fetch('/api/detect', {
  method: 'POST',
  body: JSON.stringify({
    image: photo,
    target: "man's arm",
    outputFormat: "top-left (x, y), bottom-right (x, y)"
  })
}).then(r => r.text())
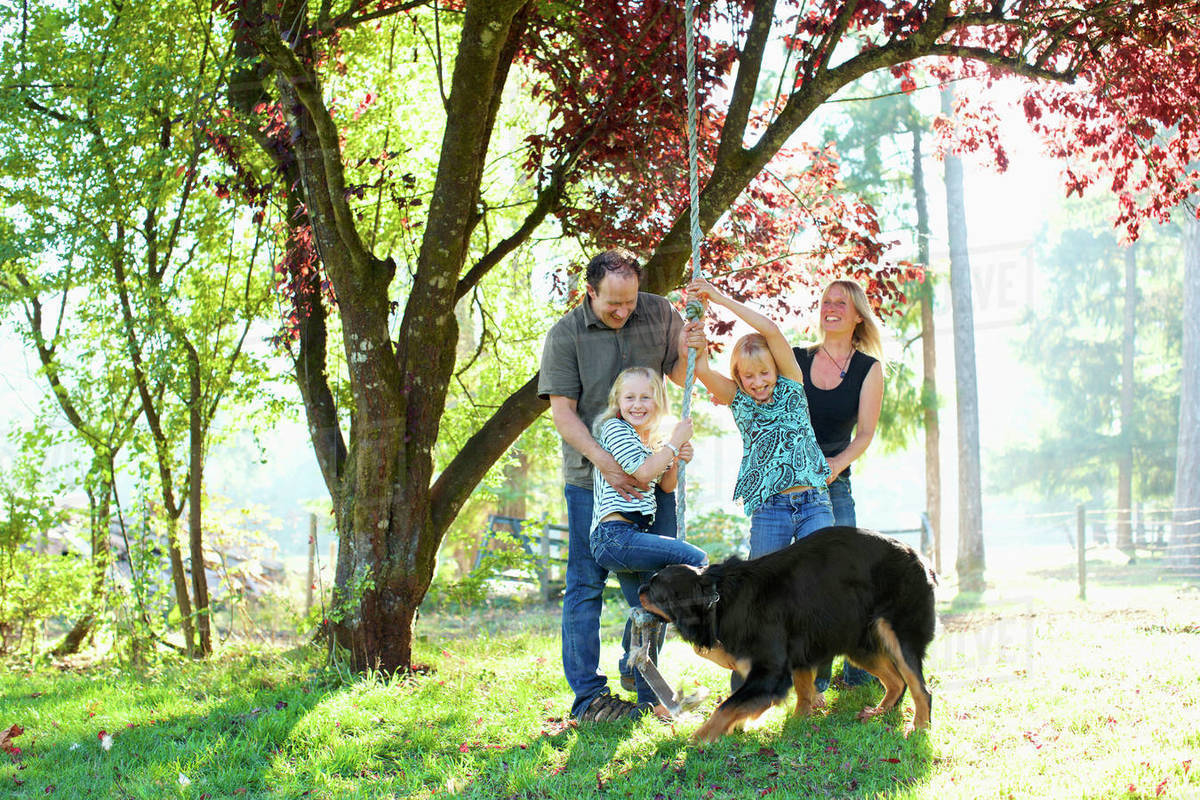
top-left (548, 395), bottom-right (648, 500)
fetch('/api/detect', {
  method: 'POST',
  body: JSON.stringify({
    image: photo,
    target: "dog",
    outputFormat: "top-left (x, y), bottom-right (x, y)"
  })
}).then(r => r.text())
top-left (638, 526), bottom-right (937, 743)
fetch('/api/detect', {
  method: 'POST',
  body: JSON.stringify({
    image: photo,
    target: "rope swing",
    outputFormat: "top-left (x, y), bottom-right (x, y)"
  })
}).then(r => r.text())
top-left (676, 0), bottom-right (705, 542)
top-left (625, 0), bottom-right (713, 718)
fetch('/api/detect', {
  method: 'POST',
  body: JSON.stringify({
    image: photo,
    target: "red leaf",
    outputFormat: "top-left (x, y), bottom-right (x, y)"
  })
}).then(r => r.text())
top-left (0, 724), bottom-right (23, 756)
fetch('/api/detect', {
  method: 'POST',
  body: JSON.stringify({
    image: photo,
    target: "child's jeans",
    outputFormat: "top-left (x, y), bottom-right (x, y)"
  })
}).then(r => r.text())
top-left (747, 487), bottom-right (835, 559)
top-left (591, 519), bottom-right (708, 706)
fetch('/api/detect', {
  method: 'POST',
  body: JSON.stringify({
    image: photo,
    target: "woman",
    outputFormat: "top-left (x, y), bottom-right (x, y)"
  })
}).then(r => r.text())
top-left (793, 279), bottom-right (886, 689)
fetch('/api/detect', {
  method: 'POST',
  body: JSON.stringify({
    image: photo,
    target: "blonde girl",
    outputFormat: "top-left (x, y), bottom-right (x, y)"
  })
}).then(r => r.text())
top-left (589, 367), bottom-right (709, 716)
top-left (683, 278), bottom-right (834, 556)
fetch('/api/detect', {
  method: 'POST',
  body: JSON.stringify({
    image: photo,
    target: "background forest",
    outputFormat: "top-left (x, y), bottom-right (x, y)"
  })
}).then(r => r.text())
top-left (0, 0), bottom-right (1197, 667)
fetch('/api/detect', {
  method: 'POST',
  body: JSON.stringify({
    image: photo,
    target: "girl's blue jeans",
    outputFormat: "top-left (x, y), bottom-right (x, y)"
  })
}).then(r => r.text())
top-left (591, 519), bottom-right (708, 706)
top-left (747, 487), bottom-right (835, 559)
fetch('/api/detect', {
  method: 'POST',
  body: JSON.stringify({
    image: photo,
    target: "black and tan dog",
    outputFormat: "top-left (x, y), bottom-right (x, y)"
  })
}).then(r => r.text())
top-left (639, 526), bottom-right (937, 743)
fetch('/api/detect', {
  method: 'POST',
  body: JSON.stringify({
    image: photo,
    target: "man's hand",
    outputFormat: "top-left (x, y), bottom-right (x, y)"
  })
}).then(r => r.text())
top-left (596, 450), bottom-right (648, 501)
top-left (680, 320), bottom-right (706, 354)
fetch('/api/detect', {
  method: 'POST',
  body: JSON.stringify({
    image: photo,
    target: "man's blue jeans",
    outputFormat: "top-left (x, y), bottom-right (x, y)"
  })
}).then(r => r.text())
top-left (562, 483), bottom-right (681, 717)
top-left (747, 488), bottom-right (835, 559)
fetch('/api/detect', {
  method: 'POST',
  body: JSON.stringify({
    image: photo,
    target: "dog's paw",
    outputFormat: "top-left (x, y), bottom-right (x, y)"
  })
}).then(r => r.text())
top-left (856, 705), bottom-right (886, 722)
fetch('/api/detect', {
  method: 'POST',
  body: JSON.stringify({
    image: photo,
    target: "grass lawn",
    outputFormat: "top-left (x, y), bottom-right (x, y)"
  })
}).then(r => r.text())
top-left (1, 545), bottom-right (1197, 799)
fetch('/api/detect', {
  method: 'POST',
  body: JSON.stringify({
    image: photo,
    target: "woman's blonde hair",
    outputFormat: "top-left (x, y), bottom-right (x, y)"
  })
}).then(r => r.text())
top-left (811, 279), bottom-right (886, 366)
top-left (592, 366), bottom-right (669, 445)
top-left (728, 333), bottom-right (777, 392)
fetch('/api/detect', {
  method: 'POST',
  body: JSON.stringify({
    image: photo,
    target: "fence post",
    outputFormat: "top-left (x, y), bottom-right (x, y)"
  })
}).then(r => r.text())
top-left (1077, 504), bottom-right (1087, 601)
top-left (539, 515), bottom-right (551, 604)
top-left (306, 514), bottom-right (317, 615)
top-left (919, 512), bottom-right (933, 562)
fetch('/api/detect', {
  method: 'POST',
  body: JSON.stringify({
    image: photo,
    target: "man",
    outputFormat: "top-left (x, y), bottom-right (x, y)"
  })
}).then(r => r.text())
top-left (538, 248), bottom-right (688, 722)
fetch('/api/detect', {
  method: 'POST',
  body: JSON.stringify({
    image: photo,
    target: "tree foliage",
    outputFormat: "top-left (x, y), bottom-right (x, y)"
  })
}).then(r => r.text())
top-left (8, 0), bottom-right (1200, 670)
top-left (205, 0), bottom-right (1200, 671)
top-left (997, 198), bottom-right (1183, 506)
top-left (0, 0), bottom-right (281, 655)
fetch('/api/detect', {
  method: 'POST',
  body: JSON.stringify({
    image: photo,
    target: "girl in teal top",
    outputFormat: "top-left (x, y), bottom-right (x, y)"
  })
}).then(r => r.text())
top-left (683, 277), bottom-right (834, 557)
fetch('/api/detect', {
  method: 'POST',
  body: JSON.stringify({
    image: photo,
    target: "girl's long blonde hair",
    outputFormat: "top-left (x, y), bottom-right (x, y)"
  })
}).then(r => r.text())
top-left (592, 366), bottom-right (669, 446)
top-left (811, 279), bottom-right (886, 366)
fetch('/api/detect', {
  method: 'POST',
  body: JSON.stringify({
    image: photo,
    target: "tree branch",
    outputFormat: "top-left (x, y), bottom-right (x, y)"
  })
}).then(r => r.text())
top-left (925, 44), bottom-right (1080, 83)
top-left (454, 154), bottom-right (568, 301)
top-left (714, 0), bottom-right (776, 167)
top-left (429, 375), bottom-right (547, 535)
top-left (810, 0), bottom-right (861, 82)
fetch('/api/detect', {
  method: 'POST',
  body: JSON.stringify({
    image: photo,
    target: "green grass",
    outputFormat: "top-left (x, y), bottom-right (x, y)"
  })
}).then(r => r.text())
top-left (2, 547), bottom-right (1198, 799)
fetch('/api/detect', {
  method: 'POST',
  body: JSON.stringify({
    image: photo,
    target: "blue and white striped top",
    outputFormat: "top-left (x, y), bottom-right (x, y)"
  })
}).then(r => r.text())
top-left (590, 417), bottom-right (660, 533)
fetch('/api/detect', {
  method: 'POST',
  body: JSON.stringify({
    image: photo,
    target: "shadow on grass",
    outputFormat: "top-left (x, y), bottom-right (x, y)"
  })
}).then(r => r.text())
top-left (438, 683), bottom-right (934, 799)
top-left (1028, 551), bottom-right (1185, 588)
top-left (944, 590), bottom-right (987, 615)
top-left (0, 660), bottom-right (355, 799)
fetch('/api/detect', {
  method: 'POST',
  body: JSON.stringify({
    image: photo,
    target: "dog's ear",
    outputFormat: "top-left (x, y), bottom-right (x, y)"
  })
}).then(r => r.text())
top-left (671, 570), bottom-right (719, 650)
top-left (698, 572), bottom-right (720, 610)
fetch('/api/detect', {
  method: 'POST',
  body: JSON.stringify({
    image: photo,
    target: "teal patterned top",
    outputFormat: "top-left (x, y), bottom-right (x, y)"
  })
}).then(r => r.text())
top-left (730, 376), bottom-right (830, 516)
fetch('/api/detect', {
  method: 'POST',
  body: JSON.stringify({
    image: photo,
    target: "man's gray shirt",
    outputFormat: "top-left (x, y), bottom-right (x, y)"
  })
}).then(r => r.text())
top-left (538, 291), bottom-right (684, 489)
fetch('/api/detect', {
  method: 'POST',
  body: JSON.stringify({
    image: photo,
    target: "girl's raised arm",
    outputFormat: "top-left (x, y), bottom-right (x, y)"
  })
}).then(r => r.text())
top-left (686, 278), bottom-right (803, 383)
top-left (678, 319), bottom-right (737, 405)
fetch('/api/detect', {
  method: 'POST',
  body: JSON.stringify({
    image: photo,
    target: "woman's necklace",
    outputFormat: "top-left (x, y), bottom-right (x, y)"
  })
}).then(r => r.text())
top-left (822, 346), bottom-right (852, 379)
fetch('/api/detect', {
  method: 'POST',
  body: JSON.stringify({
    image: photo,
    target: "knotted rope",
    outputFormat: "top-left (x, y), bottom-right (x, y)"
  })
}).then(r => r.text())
top-left (676, 0), bottom-right (704, 541)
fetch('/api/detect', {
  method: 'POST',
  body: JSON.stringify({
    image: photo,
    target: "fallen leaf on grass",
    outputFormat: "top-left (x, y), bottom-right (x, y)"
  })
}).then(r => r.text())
top-left (0, 724), bottom-right (24, 756)
top-left (98, 730), bottom-right (112, 751)
top-left (880, 758), bottom-right (901, 764)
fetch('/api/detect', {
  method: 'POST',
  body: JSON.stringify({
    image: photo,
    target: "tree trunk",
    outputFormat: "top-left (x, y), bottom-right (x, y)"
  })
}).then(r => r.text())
top-left (186, 341), bottom-right (212, 655)
top-left (53, 471), bottom-right (113, 656)
top-left (498, 451), bottom-right (530, 520)
top-left (912, 125), bottom-right (942, 573)
top-left (941, 86), bottom-right (985, 593)
top-left (1117, 243), bottom-right (1137, 555)
top-left (165, 514), bottom-right (196, 654)
top-left (307, 513), bottom-right (317, 615)
top-left (1171, 212), bottom-right (1200, 574)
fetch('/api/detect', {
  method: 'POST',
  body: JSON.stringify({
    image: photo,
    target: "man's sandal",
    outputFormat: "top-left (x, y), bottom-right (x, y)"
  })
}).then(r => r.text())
top-left (577, 692), bottom-right (648, 723)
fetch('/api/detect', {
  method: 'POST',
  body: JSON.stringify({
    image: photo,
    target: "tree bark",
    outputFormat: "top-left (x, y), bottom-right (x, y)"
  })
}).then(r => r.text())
top-left (166, 515), bottom-right (196, 654)
top-left (1171, 212), bottom-right (1200, 574)
top-left (186, 340), bottom-right (212, 655)
top-left (912, 125), bottom-right (942, 573)
top-left (1117, 243), bottom-right (1137, 555)
top-left (942, 86), bottom-right (985, 592)
top-left (53, 469), bottom-right (112, 656)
